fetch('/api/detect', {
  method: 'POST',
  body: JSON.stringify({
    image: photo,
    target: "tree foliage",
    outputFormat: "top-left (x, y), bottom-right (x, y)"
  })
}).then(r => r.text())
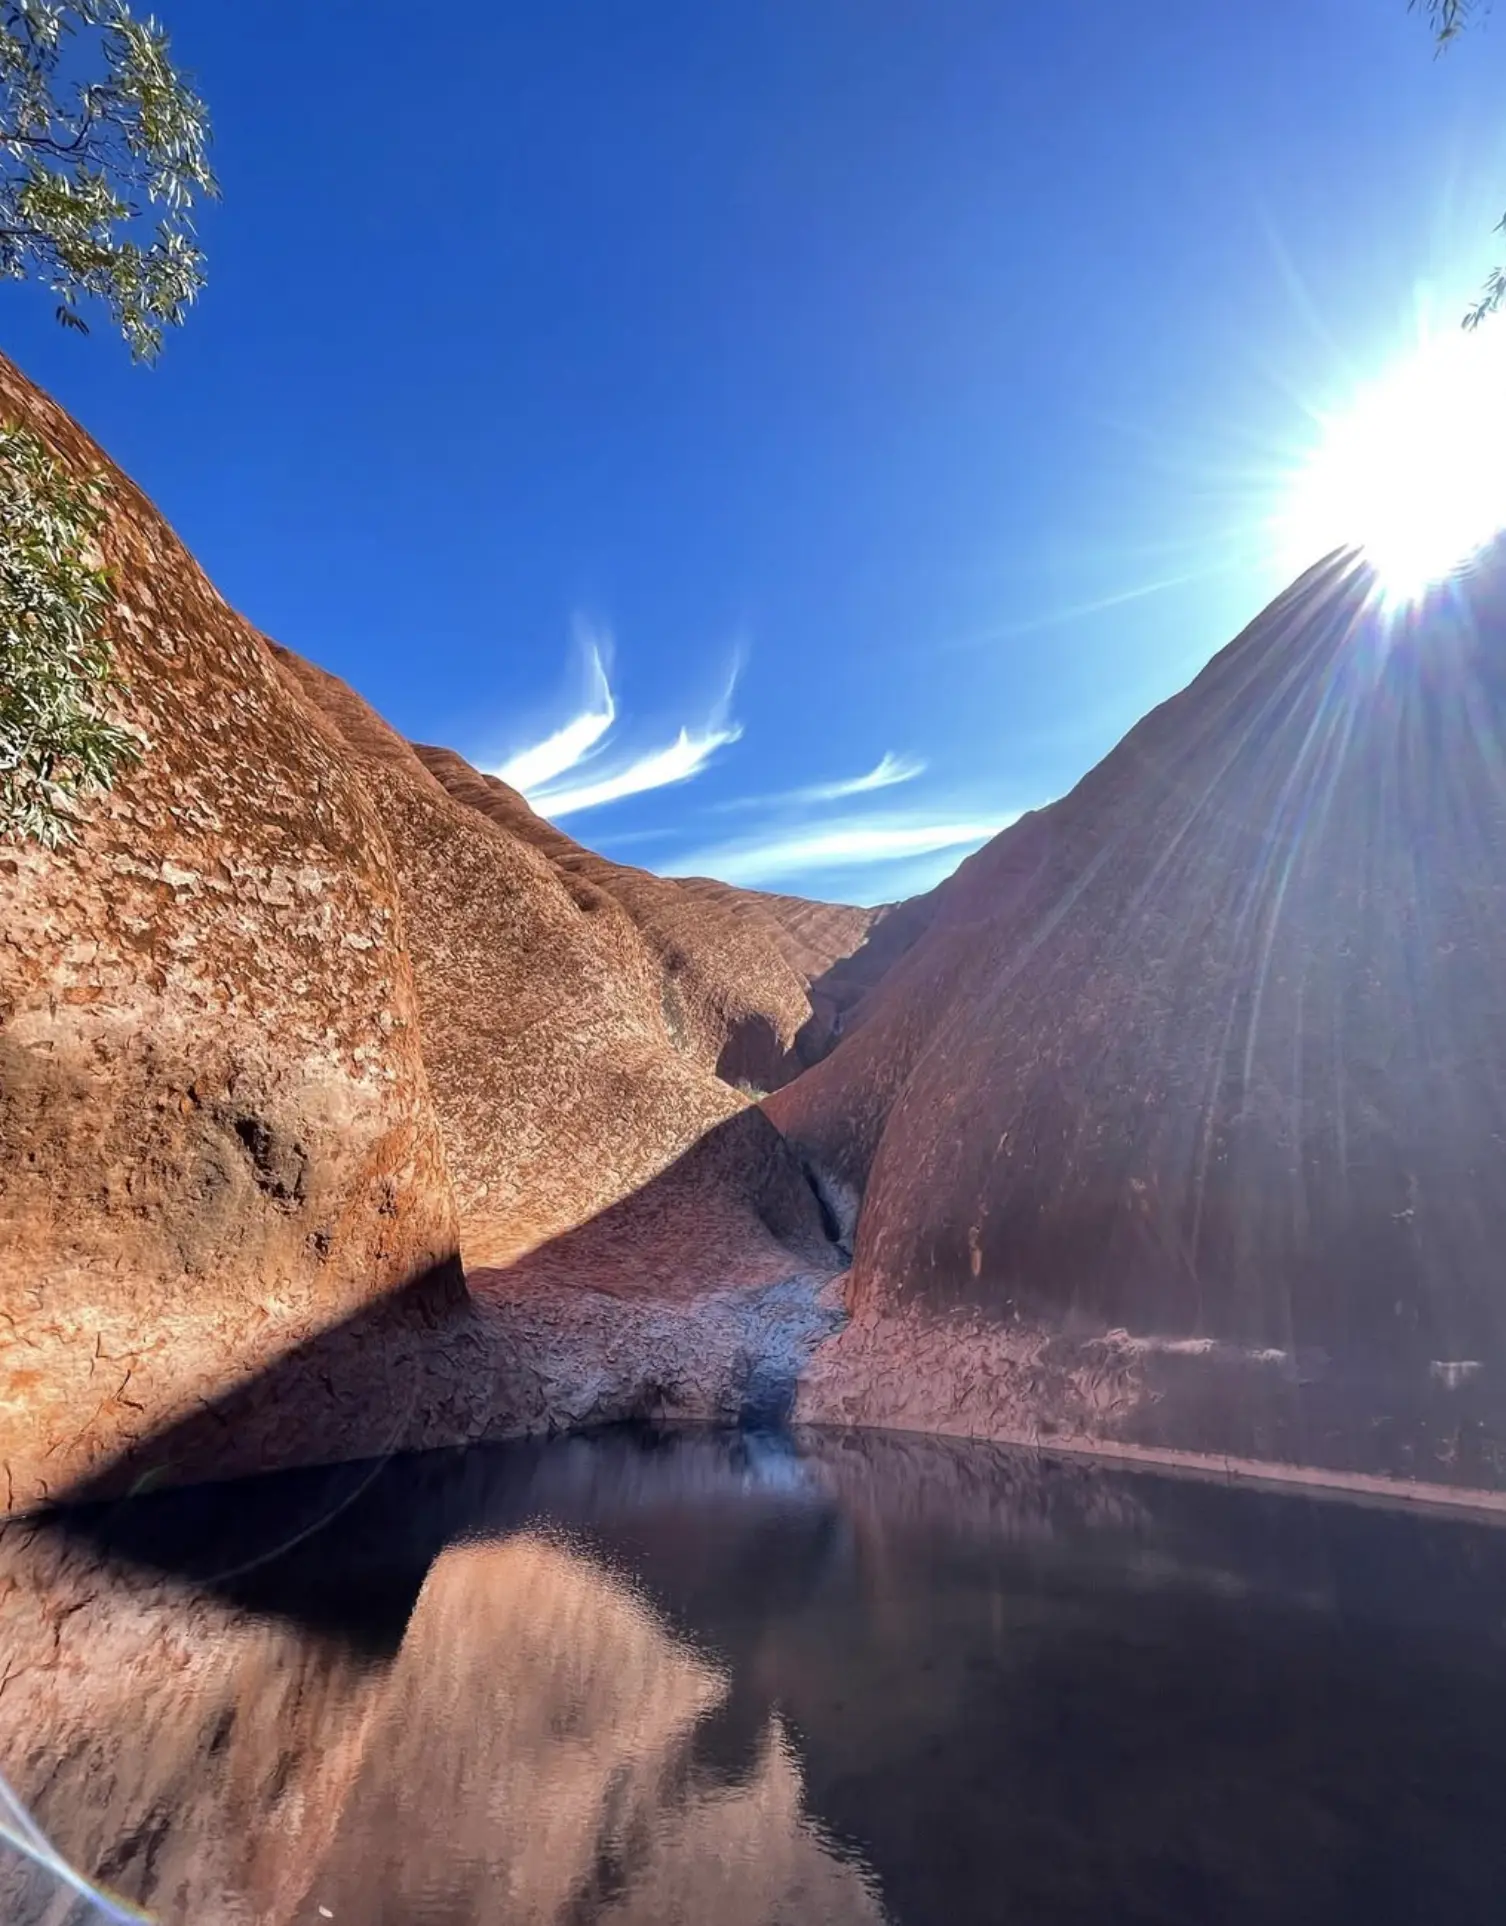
top-left (1, 1), bottom-right (216, 361)
top-left (0, 421), bottom-right (138, 845)
top-left (1417, 0), bottom-right (1482, 45)
top-left (1412, 1), bottom-right (1506, 323)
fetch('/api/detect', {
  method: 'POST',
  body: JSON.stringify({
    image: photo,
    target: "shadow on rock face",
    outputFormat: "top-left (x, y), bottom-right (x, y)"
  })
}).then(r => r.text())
top-left (49, 1261), bottom-right (493, 1517)
top-left (714, 1010), bottom-right (787, 1091)
top-left (26, 1108), bottom-right (848, 1528)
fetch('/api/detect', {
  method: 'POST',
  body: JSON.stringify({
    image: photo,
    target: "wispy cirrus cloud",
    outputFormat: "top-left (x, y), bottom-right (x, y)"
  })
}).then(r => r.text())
top-left (808, 750), bottom-right (926, 800)
top-left (533, 715), bottom-right (743, 818)
top-left (662, 812), bottom-right (1015, 889)
top-left (493, 625), bottom-right (742, 819)
top-left (486, 622), bottom-right (1013, 903)
top-left (494, 631), bottom-right (615, 792)
top-left (713, 750), bottom-right (926, 814)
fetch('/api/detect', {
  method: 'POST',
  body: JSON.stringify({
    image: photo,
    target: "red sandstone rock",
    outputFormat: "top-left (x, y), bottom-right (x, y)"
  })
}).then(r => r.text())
top-left (17, 339), bottom-right (1504, 1513)
top-left (405, 739), bottom-right (879, 1089)
top-left (0, 355), bottom-right (863, 1511)
top-left (269, 650), bottom-right (860, 1271)
top-left (779, 551), bottom-right (1506, 1494)
top-left (0, 354), bottom-right (464, 1511)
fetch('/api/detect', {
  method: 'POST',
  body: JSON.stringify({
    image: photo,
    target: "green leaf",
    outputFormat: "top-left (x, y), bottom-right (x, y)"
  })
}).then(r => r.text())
top-left (0, 0), bottom-right (217, 358)
top-left (0, 421), bottom-right (142, 846)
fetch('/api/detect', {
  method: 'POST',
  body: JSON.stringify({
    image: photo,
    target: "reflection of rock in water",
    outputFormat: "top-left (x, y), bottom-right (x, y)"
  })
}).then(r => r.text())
top-left (0, 1526), bottom-right (885, 1926)
top-left (294, 1535), bottom-right (885, 1926)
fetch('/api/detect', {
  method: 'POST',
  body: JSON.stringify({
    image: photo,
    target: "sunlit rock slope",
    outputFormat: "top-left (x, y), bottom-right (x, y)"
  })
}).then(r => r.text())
top-left (0, 354), bottom-right (870, 1511)
top-left (9, 345), bottom-right (1506, 1513)
top-left (774, 547), bottom-right (1506, 1497)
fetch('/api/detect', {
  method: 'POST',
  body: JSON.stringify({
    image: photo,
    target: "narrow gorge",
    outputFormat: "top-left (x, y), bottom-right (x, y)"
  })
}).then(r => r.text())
top-left (5, 352), bottom-right (1506, 1515)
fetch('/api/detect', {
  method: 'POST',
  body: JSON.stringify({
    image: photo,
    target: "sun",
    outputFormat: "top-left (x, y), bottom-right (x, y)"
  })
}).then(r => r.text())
top-left (1280, 318), bottom-right (1506, 606)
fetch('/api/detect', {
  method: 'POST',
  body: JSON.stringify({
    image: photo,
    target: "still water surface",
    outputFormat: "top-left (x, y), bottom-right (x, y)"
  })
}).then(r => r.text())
top-left (4, 1425), bottom-right (1506, 1925)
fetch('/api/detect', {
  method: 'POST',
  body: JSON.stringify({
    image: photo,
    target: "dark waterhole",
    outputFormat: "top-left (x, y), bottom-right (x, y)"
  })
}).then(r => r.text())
top-left (4, 1425), bottom-right (1506, 1924)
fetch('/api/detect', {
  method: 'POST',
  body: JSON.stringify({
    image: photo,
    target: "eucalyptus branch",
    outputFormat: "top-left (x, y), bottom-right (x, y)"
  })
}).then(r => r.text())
top-left (0, 423), bottom-right (140, 846)
top-left (0, 1), bottom-right (216, 359)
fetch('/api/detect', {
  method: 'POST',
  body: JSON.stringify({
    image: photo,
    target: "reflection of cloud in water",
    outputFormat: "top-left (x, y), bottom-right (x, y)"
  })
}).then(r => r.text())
top-left (0, 1527), bottom-right (885, 1926)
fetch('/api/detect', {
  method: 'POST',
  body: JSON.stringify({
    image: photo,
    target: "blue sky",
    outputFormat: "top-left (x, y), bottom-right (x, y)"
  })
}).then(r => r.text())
top-left (7, 1), bottom-right (1506, 902)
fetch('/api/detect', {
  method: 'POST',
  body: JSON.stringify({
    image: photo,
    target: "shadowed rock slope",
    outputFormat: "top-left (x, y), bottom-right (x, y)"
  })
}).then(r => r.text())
top-left (774, 548), bottom-right (1506, 1497)
top-left (0, 354), bottom-right (864, 1511)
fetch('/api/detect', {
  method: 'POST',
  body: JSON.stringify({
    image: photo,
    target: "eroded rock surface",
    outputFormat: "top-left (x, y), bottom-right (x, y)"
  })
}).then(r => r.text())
top-left (406, 735), bottom-right (880, 1088)
top-left (12, 338), bottom-right (1506, 1512)
top-left (777, 551), bottom-right (1506, 1493)
top-left (0, 354), bottom-right (863, 1511)
top-left (0, 355), bottom-right (464, 1510)
top-left (269, 649), bottom-right (870, 1270)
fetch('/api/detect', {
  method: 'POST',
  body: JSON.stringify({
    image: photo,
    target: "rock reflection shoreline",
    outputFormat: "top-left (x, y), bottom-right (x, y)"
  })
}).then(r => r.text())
top-left (5, 1425), bottom-right (1506, 1925)
top-left (0, 1451), bottom-right (888, 1926)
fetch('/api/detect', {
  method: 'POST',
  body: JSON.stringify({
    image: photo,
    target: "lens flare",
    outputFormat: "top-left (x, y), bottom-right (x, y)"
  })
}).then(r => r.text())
top-left (1280, 320), bottom-right (1506, 605)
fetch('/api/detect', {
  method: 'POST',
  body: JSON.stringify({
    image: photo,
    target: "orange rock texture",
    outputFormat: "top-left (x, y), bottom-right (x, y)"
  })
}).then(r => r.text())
top-left (0, 355), bottom-right (866, 1511)
top-left (13, 346), bottom-right (1506, 1513)
top-left (0, 355), bottom-right (469, 1511)
top-left (266, 649), bottom-right (866, 1274)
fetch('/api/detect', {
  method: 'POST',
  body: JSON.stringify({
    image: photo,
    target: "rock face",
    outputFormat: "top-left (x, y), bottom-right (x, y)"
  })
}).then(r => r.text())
top-left (0, 354), bottom-right (861, 1512)
top-left (776, 550), bottom-right (1506, 1495)
top-left (0, 355), bottom-right (466, 1511)
top-left (401, 733), bottom-right (880, 1090)
top-left (12, 343), bottom-right (1506, 1513)
top-left (264, 649), bottom-right (825, 1274)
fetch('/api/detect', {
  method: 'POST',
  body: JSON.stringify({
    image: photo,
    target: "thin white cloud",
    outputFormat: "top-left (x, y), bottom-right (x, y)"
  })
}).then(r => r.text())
top-left (713, 750), bottom-right (925, 814)
top-left (495, 627), bottom-right (615, 793)
top-left (534, 716), bottom-right (744, 818)
top-left (809, 751), bottom-right (926, 801)
top-left (662, 813), bottom-right (1015, 888)
top-left (491, 627), bottom-right (743, 819)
